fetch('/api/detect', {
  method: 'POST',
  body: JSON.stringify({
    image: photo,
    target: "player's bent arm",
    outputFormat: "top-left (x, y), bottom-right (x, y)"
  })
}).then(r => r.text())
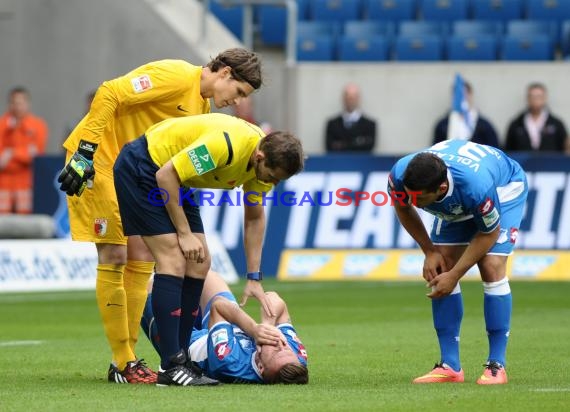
top-left (156, 161), bottom-right (191, 236)
top-left (209, 297), bottom-right (282, 346)
top-left (80, 82), bottom-right (121, 145)
top-left (394, 203), bottom-right (437, 255)
top-left (450, 225), bottom-right (501, 279)
top-left (260, 292), bottom-right (289, 326)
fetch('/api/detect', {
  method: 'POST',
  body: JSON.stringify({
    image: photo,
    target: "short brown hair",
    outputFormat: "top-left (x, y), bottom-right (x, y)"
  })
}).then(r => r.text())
top-left (207, 48), bottom-right (263, 90)
top-left (259, 131), bottom-right (305, 177)
top-left (265, 363), bottom-right (309, 385)
top-left (403, 152), bottom-right (447, 193)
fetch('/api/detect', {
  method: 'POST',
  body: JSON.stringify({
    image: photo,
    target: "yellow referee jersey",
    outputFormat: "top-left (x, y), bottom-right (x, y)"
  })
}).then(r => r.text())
top-left (145, 113), bottom-right (272, 202)
top-left (63, 60), bottom-right (210, 173)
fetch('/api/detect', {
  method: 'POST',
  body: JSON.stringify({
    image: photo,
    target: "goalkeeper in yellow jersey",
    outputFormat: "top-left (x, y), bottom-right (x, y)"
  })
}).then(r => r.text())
top-left (113, 113), bottom-right (305, 386)
top-left (57, 49), bottom-right (263, 384)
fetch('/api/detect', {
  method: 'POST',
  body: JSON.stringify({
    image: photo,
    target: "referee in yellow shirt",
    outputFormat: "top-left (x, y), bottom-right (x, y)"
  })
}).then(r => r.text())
top-left (58, 49), bottom-right (263, 383)
top-left (113, 113), bottom-right (305, 386)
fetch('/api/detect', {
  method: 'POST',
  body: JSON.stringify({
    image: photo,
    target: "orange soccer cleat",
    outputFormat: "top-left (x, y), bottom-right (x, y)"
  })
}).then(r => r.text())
top-left (413, 363), bottom-right (465, 384)
top-left (476, 361), bottom-right (508, 385)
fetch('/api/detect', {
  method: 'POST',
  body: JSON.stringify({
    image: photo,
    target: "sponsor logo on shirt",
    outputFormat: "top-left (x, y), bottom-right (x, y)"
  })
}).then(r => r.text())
top-left (131, 75), bottom-right (152, 93)
top-left (188, 145), bottom-right (216, 176)
top-left (510, 228), bottom-right (519, 243)
top-left (478, 197), bottom-right (494, 214)
top-left (482, 207), bottom-right (499, 228)
top-left (215, 343), bottom-right (231, 360)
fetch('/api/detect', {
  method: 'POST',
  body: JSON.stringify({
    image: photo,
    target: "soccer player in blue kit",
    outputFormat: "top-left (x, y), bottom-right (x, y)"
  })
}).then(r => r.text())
top-left (142, 271), bottom-right (308, 384)
top-left (389, 140), bottom-right (528, 385)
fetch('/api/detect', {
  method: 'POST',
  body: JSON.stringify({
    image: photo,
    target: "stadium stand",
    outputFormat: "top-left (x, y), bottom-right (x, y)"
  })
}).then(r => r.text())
top-left (419, 0), bottom-right (469, 22)
top-left (394, 34), bottom-right (444, 60)
top-left (309, 0), bottom-right (363, 23)
top-left (447, 34), bottom-right (498, 61)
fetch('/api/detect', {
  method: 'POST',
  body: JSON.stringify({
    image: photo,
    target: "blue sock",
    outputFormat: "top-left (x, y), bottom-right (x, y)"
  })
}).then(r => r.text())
top-left (432, 286), bottom-right (463, 372)
top-left (483, 278), bottom-right (512, 367)
top-left (179, 277), bottom-right (205, 354)
top-left (152, 274), bottom-right (183, 369)
top-left (140, 293), bottom-right (161, 355)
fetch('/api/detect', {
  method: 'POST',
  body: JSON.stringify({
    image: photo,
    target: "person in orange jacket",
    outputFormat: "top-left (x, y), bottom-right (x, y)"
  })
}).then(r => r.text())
top-left (0, 87), bottom-right (48, 214)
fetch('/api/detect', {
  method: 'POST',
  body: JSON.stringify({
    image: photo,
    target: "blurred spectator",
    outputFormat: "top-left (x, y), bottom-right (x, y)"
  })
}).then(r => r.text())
top-left (433, 79), bottom-right (499, 148)
top-left (0, 87), bottom-right (48, 214)
top-left (325, 83), bottom-right (377, 153)
top-left (232, 95), bottom-right (273, 134)
top-left (504, 83), bottom-right (569, 153)
top-left (63, 90), bottom-right (96, 143)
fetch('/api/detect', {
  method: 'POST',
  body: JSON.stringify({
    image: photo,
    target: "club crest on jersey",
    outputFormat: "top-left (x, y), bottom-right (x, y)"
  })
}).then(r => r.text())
top-left (448, 203), bottom-right (464, 215)
top-left (94, 218), bottom-right (107, 236)
top-left (211, 328), bottom-right (229, 346)
top-left (131, 75), bottom-right (152, 93)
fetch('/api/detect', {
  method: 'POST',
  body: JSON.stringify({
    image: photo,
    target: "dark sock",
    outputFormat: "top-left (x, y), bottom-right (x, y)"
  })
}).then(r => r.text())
top-left (179, 277), bottom-right (206, 354)
top-left (152, 274), bottom-right (183, 369)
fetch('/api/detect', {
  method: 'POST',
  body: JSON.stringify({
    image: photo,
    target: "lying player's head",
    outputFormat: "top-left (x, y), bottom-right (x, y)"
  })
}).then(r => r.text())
top-left (207, 48), bottom-right (263, 108)
top-left (256, 340), bottom-right (309, 385)
top-left (253, 132), bottom-right (305, 185)
top-left (403, 152), bottom-right (448, 207)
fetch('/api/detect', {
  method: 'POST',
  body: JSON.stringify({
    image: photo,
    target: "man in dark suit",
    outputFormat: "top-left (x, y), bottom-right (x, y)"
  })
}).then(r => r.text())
top-left (505, 83), bottom-right (569, 153)
top-left (325, 83), bottom-right (377, 153)
top-left (433, 80), bottom-right (499, 148)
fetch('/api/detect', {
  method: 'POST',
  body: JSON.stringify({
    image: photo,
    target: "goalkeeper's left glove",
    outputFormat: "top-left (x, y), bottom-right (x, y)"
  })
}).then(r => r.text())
top-left (58, 140), bottom-right (97, 196)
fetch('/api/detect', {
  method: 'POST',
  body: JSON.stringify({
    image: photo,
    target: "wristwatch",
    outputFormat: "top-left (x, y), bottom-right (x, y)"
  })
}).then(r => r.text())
top-left (246, 271), bottom-right (263, 281)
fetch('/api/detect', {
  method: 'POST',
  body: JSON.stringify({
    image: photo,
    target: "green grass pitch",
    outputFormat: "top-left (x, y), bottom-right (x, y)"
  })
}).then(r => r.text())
top-left (1, 280), bottom-right (569, 411)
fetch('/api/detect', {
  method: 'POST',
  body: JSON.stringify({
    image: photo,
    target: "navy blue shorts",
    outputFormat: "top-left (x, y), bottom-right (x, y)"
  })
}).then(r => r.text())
top-left (113, 135), bottom-right (204, 236)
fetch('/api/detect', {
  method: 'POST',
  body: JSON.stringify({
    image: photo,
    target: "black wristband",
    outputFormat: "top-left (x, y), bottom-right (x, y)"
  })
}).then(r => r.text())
top-left (78, 139), bottom-right (98, 160)
top-left (246, 271), bottom-right (263, 281)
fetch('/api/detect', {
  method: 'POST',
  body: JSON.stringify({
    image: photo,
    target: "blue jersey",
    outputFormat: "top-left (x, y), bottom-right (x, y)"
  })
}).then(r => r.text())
top-left (389, 140), bottom-right (527, 233)
top-left (189, 322), bottom-right (308, 384)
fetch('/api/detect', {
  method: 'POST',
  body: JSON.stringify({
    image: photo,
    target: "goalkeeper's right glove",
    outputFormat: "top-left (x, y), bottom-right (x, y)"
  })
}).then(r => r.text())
top-left (58, 140), bottom-right (97, 196)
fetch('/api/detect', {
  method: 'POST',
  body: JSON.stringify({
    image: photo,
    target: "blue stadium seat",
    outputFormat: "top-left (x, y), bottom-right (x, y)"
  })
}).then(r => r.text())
top-left (297, 20), bottom-right (341, 37)
top-left (419, 0), bottom-right (469, 22)
top-left (209, 0), bottom-right (244, 40)
top-left (297, 36), bottom-right (336, 61)
top-left (502, 34), bottom-right (554, 60)
top-left (365, 0), bottom-right (417, 22)
top-left (526, 0), bottom-right (570, 23)
top-left (259, 0), bottom-right (309, 46)
top-left (338, 35), bottom-right (390, 61)
top-left (447, 35), bottom-right (499, 60)
top-left (399, 21), bottom-right (448, 36)
top-left (561, 20), bottom-right (570, 56)
top-left (507, 20), bottom-right (558, 46)
top-left (452, 20), bottom-right (503, 37)
top-left (394, 34), bottom-right (444, 60)
top-left (472, 0), bottom-right (523, 22)
top-left (310, 0), bottom-right (362, 23)
top-left (344, 20), bottom-right (395, 38)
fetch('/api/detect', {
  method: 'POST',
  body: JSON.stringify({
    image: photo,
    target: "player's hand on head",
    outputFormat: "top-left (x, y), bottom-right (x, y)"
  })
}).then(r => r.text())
top-left (427, 271), bottom-right (459, 299)
top-left (240, 280), bottom-right (275, 318)
top-left (177, 232), bottom-right (205, 262)
top-left (252, 324), bottom-right (283, 346)
top-left (423, 251), bottom-right (448, 281)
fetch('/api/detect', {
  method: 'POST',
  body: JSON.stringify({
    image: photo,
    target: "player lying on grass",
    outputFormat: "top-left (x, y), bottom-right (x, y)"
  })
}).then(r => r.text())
top-left (142, 271), bottom-right (308, 384)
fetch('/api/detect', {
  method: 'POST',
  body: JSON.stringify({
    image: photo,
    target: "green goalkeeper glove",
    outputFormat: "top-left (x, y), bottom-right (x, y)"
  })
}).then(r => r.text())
top-left (58, 140), bottom-right (97, 196)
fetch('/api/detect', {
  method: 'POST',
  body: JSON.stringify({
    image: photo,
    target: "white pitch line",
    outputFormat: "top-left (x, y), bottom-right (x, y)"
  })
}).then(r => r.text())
top-left (0, 340), bottom-right (43, 347)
